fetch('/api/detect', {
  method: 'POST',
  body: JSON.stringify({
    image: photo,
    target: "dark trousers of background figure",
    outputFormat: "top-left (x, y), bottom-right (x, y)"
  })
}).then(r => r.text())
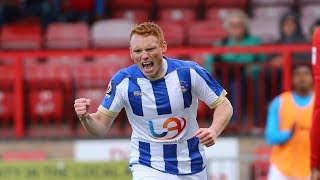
top-left (22, 0), bottom-right (61, 28)
top-left (0, 4), bottom-right (21, 26)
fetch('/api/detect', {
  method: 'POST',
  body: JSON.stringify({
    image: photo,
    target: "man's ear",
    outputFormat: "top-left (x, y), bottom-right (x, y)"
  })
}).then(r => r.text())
top-left (162, 41), bottom-right (167, 53)
top-left (129, 48), bottom-right (134, 59)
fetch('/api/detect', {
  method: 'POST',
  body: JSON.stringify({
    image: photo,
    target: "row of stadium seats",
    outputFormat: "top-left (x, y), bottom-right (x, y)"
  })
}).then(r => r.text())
top-left (0, 19), bottom-right (227, 49)
top-left (2, 2), bottom-right (320, 50)
top-left (110, 0), bottom-right (248, 9)
top-left (111, 0), bottom-right (320, 38)
top-left (0, 56), bottom-right (281, 138)
top-left (113, 4), bottom-right (320, 42)
top-left (0, 54), bottom-right (133, 137)
top-left (0, 52), bottom-right (225, 138)
top-left (110, 0), bottom-right (316, 9)
top-left (250, 4), bottom-right (320, 41)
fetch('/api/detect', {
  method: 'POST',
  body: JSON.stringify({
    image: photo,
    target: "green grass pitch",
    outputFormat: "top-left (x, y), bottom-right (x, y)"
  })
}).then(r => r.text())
top-left (0, 161), bottom-right (132, 180)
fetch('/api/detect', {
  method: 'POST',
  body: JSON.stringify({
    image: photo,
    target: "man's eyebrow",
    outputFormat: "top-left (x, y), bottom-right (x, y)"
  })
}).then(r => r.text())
top-left (131, 47), bottom-right (142, 51)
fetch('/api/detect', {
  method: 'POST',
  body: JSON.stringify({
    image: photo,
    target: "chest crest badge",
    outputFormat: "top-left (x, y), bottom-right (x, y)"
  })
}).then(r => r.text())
top-left (179, 81), bottom-right (188, 93)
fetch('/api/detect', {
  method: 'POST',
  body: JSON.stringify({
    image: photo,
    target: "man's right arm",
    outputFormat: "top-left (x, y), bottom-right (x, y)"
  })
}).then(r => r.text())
top-left (74, 98), bottom-right (116, 137)
top-left (265, 97), bottom-right (293, 145)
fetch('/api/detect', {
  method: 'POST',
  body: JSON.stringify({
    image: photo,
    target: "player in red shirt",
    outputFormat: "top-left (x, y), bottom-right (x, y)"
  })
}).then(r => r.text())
top-left (311, 27), bottom-right (320, 180)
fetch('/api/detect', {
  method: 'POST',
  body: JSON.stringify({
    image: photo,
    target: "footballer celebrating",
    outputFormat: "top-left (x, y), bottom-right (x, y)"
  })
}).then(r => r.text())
top-left (74, 22), bottom-right (233, 180)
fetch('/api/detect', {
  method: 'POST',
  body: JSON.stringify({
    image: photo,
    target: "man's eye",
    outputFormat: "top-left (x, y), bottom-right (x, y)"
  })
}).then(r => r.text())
top-left (146, 48), bottom-right (155, 51)
top-left (134, 50), bottom-right (142, 53)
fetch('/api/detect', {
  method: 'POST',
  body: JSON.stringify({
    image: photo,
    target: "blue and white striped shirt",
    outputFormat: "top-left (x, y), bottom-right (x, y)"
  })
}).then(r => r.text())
top-left (98, 57), bottom-right (227, 175)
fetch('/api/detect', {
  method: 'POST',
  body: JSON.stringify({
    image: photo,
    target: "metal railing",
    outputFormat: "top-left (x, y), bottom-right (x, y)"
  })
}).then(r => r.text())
top-left (0, 44), bottom-right (312, 138)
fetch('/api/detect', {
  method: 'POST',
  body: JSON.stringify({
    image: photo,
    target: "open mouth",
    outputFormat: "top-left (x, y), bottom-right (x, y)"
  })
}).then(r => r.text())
top-left (142, 61), bottom-right (154, 71)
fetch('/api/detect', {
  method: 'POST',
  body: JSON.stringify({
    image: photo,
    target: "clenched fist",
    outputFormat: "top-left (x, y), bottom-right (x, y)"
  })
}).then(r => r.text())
top-left (74, 98), bottom-right (91, 118)
top-left (193, 128), bottom-right (218, 147)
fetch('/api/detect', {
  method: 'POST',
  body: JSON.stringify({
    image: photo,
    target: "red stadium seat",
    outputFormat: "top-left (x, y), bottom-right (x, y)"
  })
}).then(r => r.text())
top-left (155, 0), bottom-right (200, 8)
top-left (91, 19), bottom-right (135, 48)
top-left (187, 21), bottom-right (227, 46)
top-left (0, 66), bottom-right (15, 136)
top-left (158, 8), bottom-right (196, 25)
top-left (157, 22), bottom-right (185, 47)
top-left (0, 91), bottom-right (14, 120)
top-left (301, 16), bottom-right (315, 37)
top-left (46, 22), bottom-right (89, 49)
top-left (25, 64), bottom-right (73, 137)
top-left (25, 64), bottom-right (72, 89)
top-left (0, 90), bottom-right (14, 137)
top-left (253, 6), bottom-right (289, 20)
top-left (46, 56), bottom-right (85, 65)
top-left (112, 9), bottom-right (150, 23)
top-left (93, 54), bottom-right (131, 69)
top-left (0, 24), bottom-right (42, 50)
top-left (204, 0), bottom-right (248, 8)
top-left (301, 4), bottom-right (320, 18)
top-left (301, 5), bottom-right (320, 35)
top-left (250, 18), bottom-right (279, 43)
top-left (163, 51), bottom-right (190, 60)
top-left (251, 7), bottom-right (288, 39)
top-left (206, 7), bottom-right (239, 21)
top-left (111, 0), bottom-right (153, 9)
top-left (29, 89), bottom-right (63, 120)
top-left (0, 66), bottom-right (15, 90)
top-left (0, 57), bottom-right (13, 66)
top-left (299, 0), bottom-right (320, 4)
top-left (24, 57), bottom-right (48, 66)
top-left (190, 53), bottom-right (211, 67)
top-left (72, 64), bottom-right (114, 89)
top-left (0, 56), bottom-right (41, 66)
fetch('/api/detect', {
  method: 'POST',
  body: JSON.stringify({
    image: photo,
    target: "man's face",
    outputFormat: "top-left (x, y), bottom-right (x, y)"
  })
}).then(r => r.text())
top-left (282, 17), bottom-right (297, 38)
top-left (227, 16), bottom-right (246, 41)
top-left (292, 66), bottom-right (313, 92)
top-left (130, 34), bottom-right (167, 79)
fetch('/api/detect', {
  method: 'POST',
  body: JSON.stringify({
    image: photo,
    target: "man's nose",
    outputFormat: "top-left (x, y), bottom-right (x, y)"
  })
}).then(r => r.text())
top-left (141, 51), bottom-right (149, 60)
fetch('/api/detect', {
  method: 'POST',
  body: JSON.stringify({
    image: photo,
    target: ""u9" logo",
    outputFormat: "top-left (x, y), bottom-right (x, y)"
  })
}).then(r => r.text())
top-left (148, 117), bottom-right (187, 140)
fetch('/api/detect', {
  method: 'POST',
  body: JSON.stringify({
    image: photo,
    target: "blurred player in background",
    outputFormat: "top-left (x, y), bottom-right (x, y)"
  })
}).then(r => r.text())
top-left (311, 27), bottom-right (320, 180)
top-left (74, 22), bottom-right (233, 180)
top-left (309, 19), bottom-right (320, 41)
top-left (265, 63), bottom-right (314, 180)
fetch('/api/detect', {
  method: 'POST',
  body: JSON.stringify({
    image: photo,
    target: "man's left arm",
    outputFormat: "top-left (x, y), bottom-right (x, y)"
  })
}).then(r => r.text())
top-left (194, 97), bottom-right (233, 147)
top-left (192, 65), bottom-right (233, 147)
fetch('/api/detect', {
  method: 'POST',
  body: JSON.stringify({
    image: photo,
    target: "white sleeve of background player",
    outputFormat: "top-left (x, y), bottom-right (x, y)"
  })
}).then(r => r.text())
top-left (98, 79), bottom-right (127, 118)
top-left (191, 67), bottom-right (227, 109)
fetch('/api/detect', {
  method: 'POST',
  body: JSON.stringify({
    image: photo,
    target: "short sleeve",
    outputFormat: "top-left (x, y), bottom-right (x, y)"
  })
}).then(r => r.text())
top-left (98, 72), bottom-right (126, 117)
top-left (192, 65), bottom-right (227, 109)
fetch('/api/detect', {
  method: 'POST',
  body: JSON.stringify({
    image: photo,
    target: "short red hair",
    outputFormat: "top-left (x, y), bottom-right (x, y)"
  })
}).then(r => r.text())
top-left (130, 22), bottom-right (165, 45)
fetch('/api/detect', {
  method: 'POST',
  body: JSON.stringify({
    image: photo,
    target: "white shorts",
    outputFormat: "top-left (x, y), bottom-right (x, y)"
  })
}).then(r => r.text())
top-left (267, 164), bottom-right (310, 180)
top-left (131, 164), bottom-right (208, 180)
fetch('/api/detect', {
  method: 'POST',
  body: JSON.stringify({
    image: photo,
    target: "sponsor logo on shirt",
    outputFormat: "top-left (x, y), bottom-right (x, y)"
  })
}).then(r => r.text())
top-left (148, 117), bottom-right (186, 140)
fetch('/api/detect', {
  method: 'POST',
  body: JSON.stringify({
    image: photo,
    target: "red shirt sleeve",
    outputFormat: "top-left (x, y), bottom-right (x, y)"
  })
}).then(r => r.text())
top-left (311, 27), bottom-right (320, 169)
